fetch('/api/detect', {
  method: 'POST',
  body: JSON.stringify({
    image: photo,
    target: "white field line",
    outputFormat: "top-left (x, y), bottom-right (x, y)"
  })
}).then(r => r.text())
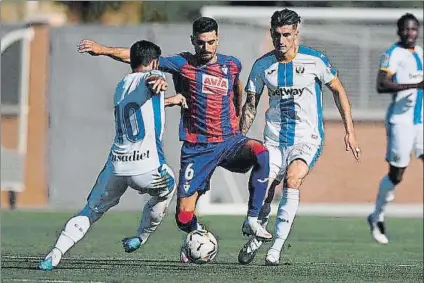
top-left (2, 255), bottom-right (421, 268)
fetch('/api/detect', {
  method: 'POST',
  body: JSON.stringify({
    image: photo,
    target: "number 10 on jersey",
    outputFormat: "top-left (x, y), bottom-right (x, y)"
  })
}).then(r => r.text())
top-left (114, 102), bottom-right (145, 143)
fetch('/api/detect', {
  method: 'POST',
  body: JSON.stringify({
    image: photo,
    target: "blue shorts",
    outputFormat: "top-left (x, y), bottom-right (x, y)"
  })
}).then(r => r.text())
top-left (177, 134), bottom-right (252, 198)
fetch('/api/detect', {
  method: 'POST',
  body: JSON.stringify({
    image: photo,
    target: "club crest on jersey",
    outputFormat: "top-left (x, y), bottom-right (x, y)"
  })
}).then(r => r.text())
top-left (202, 74), bottom-right (229, 95)
top-left (295, 66), bottom-right (305, 74)
top-left (270, 87), bottom-right (305, 99)
top-left (221, 65), bottom-right (228, 75)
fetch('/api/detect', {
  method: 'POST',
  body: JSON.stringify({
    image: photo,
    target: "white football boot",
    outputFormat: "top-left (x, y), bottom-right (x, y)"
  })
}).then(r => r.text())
top-left (265, 248), bottom-right (281, 266)
top-left (367, 214), bottom-right (389, 244)
top-left (242, 219), bottom-right (272, 241)
top-left (38, 248), bottom-right (62, 270)
top-left (238, 206), bottom-right (271, 264)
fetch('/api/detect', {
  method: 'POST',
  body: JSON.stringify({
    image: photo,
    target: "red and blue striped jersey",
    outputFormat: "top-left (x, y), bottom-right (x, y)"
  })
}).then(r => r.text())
top-left (159, 52), bottom-right (242, 143)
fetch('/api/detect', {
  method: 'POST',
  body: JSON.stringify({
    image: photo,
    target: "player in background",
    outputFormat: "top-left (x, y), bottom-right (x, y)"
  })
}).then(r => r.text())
top-left (237, 9), bottom-right (361, 265)
top-left (368, 13), bottom-right (423, 244)
top-left (39, 40), bottom-right (181, 270)
top-left (78, 17), bottom-right (273, 261)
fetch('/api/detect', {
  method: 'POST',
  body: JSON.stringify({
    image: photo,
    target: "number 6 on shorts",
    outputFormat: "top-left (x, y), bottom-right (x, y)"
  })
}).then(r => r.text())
top-left (185, 163), bottom-right (194, 180)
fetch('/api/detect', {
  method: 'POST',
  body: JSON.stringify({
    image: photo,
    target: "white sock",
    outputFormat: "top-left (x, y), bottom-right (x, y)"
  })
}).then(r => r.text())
top-left (372, 175), bottom-right (396, 222)
top-left (247, 216), bottom-right (258, 226)
top-left (270, 188), bottom-right (299, 252)
top-left (138, 189), bottom-right (175, 243)
top-left (54, 216), bottom-right (90, 255)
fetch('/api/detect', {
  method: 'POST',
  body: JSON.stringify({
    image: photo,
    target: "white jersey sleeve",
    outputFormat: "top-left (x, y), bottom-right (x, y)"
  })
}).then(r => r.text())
top-left (245, 52), bottom-right (277, 94)
top-left (379, 45), bottom-right (401, 75)
top-left (317, 53), bottom-right (337, 84)
top-left (381, 44), bottom-right (423, 125)
top-left (245, 61), bottom-right (265, 94)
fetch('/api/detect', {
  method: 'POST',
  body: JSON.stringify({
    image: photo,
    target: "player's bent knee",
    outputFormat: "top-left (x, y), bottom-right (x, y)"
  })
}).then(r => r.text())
top-left (388, 166), bottom-right (405, 185)
top-left (160, 182), bottom-right (176, 199)
top-left (249, 141), bottom-right (267, 155)
top-left (388, 173), bottom-right (403, 185)
top-left (251, 143), bottom-right (269, 166)
top-left (149, 198), bottom-right (167, 223)
top-left (284, 173), bottom-right (303, 189)
top-left (77, 204), bottom-right (104, 224)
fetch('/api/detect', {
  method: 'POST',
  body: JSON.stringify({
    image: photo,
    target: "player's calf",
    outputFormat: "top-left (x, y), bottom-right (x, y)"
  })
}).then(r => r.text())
top-left (241, 142), bottom-right (272, 236)
top-left (285, 159), bottom-right (309, 189)
top-left (175, 191), bottom-right (205, 233)
top-left (123, 173), bottom-right (176, 253)
top-left (38, 207), bottom-right (97, 270)
top-left (266, 159), bottom-right (307, 261)
top-left (137, 184), bottom-right (176, 242)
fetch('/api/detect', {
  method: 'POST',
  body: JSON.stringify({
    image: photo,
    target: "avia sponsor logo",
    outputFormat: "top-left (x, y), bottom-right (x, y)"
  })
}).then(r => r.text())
top-left (110, 150), bottom-right (150, 162)
top-left (270, 87), bottom-right (305, 98)
top-left (202, 74), bottom-right (229, 95)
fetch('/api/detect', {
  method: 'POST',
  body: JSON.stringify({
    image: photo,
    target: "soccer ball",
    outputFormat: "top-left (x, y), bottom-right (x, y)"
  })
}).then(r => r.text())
top-left (183, 230), bottom-right (218, 264)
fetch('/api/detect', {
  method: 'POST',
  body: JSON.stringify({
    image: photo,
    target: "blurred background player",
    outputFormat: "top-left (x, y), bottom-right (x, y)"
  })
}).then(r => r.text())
top-left (237, 9), bottom-right (361, 265)
top-left (368, 13), bottom-right (423, 245)
top-left (78, 17), bottom-right (274, 262)
top-left (39, 40), bottom-right (176, 270)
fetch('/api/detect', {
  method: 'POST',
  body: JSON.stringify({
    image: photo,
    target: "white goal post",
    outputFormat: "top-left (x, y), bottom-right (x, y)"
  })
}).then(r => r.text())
top-left (195, 6), bottom-right (423, 218)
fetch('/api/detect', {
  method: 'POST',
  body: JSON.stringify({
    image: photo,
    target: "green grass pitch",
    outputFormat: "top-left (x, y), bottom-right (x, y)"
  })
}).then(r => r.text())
top-left (1, 211), bottom-right (423, 283)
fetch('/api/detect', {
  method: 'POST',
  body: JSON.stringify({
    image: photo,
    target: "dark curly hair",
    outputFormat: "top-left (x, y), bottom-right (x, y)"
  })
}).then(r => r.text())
top-left (271, 9), bottom-right (301, 28)
top-left (397, 13), bottom-right (420, 30)
top-left (192, 17), bottom-right (218, 35)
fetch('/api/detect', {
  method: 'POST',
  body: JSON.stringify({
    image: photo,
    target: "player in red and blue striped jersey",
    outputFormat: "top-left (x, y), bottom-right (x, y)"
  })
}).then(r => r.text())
top-left (78, 17), bottom-right (273, 256)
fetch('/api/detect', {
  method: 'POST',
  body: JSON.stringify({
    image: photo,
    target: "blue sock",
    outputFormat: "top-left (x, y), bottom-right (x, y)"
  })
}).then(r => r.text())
top-left (247, 150), bottom-right (270, 217)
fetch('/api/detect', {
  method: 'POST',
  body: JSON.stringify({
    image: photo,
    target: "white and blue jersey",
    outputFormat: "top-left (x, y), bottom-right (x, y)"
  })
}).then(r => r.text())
top-left (245, 46), bottom-right (337, 147)
top-left (380, 43), bottom-right (423, 167)
top-left (110, 70), bottom-right (166, 175)
top-left (379, 43), bottom-right (423, 125)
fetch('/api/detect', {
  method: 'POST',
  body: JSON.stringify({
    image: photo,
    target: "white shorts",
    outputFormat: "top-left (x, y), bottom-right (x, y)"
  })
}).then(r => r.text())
top-left (87, 162), bottom-right (175, 213)
top-left (386, 123), bottom-right (423, 168)
top-left (266, 143), bottom-right (322, 182)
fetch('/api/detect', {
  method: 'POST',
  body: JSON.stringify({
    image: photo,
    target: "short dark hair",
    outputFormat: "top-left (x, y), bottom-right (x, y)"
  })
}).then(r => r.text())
top-left (192, 17), bottom-right (218, 35)
top-left (271, 9), bottom-right (301, 29)
top-left (397, 13), bottom-right (420, 30)
top-left (130, 40), bottom-right (161, 70)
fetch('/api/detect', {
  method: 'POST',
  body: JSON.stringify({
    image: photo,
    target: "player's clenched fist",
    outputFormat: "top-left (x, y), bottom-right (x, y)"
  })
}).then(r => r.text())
top-left (77, 40), bottom-right (104, 56)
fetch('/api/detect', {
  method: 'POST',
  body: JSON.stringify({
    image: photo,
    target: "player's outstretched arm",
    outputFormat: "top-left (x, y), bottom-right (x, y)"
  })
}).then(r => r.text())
top-left (78, 40), bottom-right (130, 64)
top-left (327, 77), bottom-right (361, 161)
top-left (377, 70), bottom-right (423, 93)
top-left (239, 91), bottom-right (261, 135)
